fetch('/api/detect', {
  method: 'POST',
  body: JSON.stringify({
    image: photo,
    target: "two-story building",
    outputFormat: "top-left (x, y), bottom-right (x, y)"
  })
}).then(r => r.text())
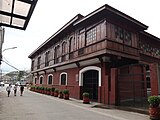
top-left (28, 4), bottom-right (160, 107)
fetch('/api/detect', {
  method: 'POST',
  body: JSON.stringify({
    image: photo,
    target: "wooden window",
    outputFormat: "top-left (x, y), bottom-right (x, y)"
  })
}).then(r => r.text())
top-left (62, 41), bottom-right (67, 55)
top-left (31, 60), bottom-right (34, 71)
top-left (37, 56), bottom-right (41, 69)
top-left (35, 78), bottom-right (37, 84)
top-left (60, 73), bottom-right (67, 85)
top-left (86, 27), bottom-right (97, 45)
top-left (78, 29), bottom-right (85, 49)
top-left (124, 30), bottom-right (131, 45)
top-left (54, 45), bottom-right (60, 64)
top-left (39, 76), bottom-right (43, 84)
top-left (54, 45), bottom-right (60, 58)
top-left (78, 48), bottom-right (84, 55)
top-left (48, 75), bottom-right (53, 84)
top-left (74, 32), bottom-right (79, 50)
top-left (45, 51), bottom-right (50, 67)
top-left (69, 37), bottom-right (75, 59)
top-left (69, 37), bottom-right (74, 52)
top-left (114, 25), bottom-right (132, 45)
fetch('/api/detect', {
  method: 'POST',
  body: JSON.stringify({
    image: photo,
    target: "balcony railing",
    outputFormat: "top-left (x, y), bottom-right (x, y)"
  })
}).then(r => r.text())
top-left (106, 39), bottom-right (139, 56)
top-left (33, 38), bottom-right (139, 71)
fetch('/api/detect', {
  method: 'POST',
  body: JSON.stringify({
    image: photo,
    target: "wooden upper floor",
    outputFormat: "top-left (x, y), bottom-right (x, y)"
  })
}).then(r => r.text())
top-left (28, 4), bottom-right (160, 72)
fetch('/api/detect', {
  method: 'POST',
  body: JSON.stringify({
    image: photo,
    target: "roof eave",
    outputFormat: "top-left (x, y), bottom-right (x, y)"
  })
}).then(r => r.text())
top-left (28, 14), bottom-right (83, 58)
top-left (140, 31), bottom-right (160, 42)
top-left (74, 4), bottom-right (148, 30)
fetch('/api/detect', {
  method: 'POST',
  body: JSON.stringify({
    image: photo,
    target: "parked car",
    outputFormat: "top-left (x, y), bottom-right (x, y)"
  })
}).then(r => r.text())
top-left (0, 82), bottom-right (5, 86)
top-left (16, 80), bottom-right (26, 86)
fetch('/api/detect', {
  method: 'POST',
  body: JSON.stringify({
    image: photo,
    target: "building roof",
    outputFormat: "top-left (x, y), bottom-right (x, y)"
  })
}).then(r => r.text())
top-left (28, 4), bottom-right (149, 58)
top-left (140, 31), bottom-right (160, 42)
top-left (28, 14), bottom-right (83, 58)
top-left (0, 0), bottom-right (38, 30)
top-left (74, 4), bottom-right (148, 30)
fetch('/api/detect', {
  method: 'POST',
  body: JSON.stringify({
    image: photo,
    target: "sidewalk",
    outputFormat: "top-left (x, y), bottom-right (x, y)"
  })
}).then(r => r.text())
top-left (32, 91), bottom-right (149, 119)
top-left (67, 97), bottom-right (149, 115)
top-left (92, 103), bottom-right (148, 115)
top-left (0, 86), bottom-right (150, 120)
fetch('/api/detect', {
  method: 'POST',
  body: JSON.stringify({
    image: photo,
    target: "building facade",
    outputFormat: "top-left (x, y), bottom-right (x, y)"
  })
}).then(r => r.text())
top-left (28, 4), bottom-right (160, 106)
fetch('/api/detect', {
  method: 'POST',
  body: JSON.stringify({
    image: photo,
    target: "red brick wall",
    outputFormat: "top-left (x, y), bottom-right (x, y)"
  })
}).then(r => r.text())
top-left (117, 65), bottom-right (147, 103)
top-left (110, 68), bottom-right (117, 105)
top-left (150, 63), bottom-right (159, 95)
top-left (51, 67), bottom-right (80, 99)
top-left (100, 63), bottom-right (110, 104)
top-left (33, 63), bottom-right (111, 103)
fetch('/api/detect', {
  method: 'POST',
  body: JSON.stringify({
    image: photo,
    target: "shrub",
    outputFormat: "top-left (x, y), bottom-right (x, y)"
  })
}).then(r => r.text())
top-left (44, 87), bottom-right (47, 91)
top-left (54, 88), bottom-right (59, 93)
top-left (148, 96), bottom-right (160, 107)
top-left (30, 86), bottom-right (35, 90)
top-left (63, 89), bottom-right (69, 94)
top-left (51, 87), bottom-right (55, 92)
top-left (47, 88), bottom-right (51, 91)
top-left (82, 92), bottom-right (89, 97)
top-left (41, 87), bottom-right (45, 90)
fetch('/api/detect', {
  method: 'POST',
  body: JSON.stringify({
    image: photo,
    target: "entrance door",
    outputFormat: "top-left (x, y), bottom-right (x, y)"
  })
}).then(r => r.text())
top-left (117, 64), bottom-right (147, 107)
top-left (83, 70), bottom-right (98, 101)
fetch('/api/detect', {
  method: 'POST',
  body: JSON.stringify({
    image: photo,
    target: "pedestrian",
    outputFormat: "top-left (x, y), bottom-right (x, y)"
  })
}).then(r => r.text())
top-left (6, 84), bottom-right (12, 97)
top-left (13, 84), bottom-right (18, 96)
top-left (20, 85), bottom-right (24, 96)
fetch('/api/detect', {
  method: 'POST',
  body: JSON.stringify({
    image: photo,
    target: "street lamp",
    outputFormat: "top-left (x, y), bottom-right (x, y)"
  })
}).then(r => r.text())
top-left (0, 46), bottom-right (17, 65)
top-left (0, 46), bottom-right (17, 82)
top-left (2, 47), bottom-right (17, 52)
top-left (0, 46), bottom-right (17, 64)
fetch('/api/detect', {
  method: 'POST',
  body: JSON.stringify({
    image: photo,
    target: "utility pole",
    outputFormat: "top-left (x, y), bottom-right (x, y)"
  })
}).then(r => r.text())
top-left (0, 27), bottom-right (5, 65)
top-left (0, 27), bottom-right (4, 82)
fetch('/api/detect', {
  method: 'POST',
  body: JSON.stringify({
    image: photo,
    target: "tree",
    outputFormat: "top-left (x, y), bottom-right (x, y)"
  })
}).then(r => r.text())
top-left (17, 71), bottom-right (24, 81)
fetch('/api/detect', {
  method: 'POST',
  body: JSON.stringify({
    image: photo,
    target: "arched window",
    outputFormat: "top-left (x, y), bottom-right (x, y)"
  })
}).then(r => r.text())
top-left (37, 56), bottom-right (41, 69)
top-left (62, 41), bottom-right (67, 62)
top-left (54, 45), bottom-right (60, 58)
top-left (48, 74), bottom-right (53, 84)
top-left (31, 60), bottom-right (34, 71)
top-left (69, 37), bottom-right (74, 52)
top-left (45, 51), bottom-right (50, 67)
top-left (62, 41), bottom-right (67, 55)
top-left (60, 72), bottom-right (67, 85)
top-left (54, 45), bottom-right (60, 64)
top-left (39, 75), bottom-right (43, 84)
top-left (78, 29), bottom-right (85, 49)
top-left (34, 77), bottom-right (37, 84)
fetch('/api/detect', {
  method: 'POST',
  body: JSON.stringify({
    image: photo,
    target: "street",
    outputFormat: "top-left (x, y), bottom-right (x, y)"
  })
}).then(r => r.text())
top-left (0, 86), bottom-right (149, 120)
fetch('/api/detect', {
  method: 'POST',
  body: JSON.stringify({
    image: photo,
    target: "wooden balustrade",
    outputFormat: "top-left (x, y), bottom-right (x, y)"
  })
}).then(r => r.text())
top-left (33, 39), bottom-right (139, 71)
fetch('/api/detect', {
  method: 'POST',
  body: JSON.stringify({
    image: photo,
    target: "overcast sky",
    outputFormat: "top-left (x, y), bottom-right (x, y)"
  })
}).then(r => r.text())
top-left (1, 0), bottom-right (160, 73)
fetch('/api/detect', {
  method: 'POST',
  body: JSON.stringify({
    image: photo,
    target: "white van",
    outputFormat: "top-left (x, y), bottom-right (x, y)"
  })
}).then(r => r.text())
top-left (0, 82), bottom-right (5, 86)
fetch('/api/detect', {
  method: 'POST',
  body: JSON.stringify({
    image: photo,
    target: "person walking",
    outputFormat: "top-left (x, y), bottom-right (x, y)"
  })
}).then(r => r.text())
top-left (20, 85), bottom-right (24, 96)
top-left (13, 84), bottom-right (18, 96)
top-left (6, 84), bottom-right (12, 97)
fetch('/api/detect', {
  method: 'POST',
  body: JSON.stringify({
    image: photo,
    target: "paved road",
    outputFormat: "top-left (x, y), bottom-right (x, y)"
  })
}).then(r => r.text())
top-left (0, 86), bottom-right (149, 120)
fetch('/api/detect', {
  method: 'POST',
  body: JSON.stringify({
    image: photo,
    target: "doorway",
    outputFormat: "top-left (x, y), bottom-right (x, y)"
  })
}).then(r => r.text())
top-left (83, 70), bottom-right (98, 101)
top-left (117, 64), bottom-right (148, 107)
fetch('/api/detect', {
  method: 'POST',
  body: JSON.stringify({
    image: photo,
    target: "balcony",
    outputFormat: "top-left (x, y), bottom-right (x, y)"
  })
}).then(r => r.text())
top-left (106, 39), bottom-right (139, 57)
top-left (67, 39), bottom-right (139, 60)
top-left (33, 38), bottom-right (139, 71)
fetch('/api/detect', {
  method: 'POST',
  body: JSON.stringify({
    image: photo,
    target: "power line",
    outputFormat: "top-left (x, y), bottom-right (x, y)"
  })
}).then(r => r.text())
top-left (1, 59), bottom-right (20, 71)
top-left (2, 56), bottom-right (9, 63)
